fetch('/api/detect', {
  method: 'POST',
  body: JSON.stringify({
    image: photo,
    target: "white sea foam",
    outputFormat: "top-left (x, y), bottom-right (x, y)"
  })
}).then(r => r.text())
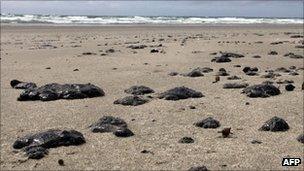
top-left (1, 14), bottom-right (303, 25)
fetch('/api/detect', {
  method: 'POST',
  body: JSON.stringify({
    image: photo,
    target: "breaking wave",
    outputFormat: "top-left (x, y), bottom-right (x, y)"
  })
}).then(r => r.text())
top-left (1, 14), bottom-right (303, 25)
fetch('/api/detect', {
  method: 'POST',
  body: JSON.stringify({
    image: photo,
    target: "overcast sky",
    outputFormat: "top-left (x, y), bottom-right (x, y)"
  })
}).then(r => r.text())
top-left (1, 1), bottom-right (303, 18)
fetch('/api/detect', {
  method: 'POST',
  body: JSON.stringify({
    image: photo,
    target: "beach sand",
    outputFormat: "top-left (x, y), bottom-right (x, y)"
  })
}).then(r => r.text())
top-left (1, 24), bottom-right (303, 170)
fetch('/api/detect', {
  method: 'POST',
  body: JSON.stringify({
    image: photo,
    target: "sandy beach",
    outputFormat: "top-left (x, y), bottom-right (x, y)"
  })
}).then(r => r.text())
top-left (1, 24), bottom-right (303, 170)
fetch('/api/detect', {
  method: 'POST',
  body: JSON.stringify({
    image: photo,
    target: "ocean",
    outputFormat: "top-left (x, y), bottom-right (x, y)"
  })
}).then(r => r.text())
top-left (1, 14), bottom-right (303, 25)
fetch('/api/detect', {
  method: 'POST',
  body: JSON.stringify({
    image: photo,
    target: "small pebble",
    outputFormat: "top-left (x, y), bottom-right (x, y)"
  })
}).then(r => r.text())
top-left (220, 164), bottom-right (227, 167)
top-left (285, 84), bottom-right (295, 91)
top-left (178, 137), bottom-right (194, 144)
top-left (58, 159), bottom-right (64, 166)
top-left (251, 140), bottom-right (262, 144)
top-left (113, 128), bottom-right (134, 137)
top-left (141, 150), bottom-right (149, 153)
top-left (140, 150), bottom-right (153, 154)
top-left (189, 105), bottom-right (196, 109)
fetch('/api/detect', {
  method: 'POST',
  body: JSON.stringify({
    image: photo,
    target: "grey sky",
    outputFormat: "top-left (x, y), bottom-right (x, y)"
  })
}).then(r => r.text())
top-left (1, 1), bottom-right (303, 18)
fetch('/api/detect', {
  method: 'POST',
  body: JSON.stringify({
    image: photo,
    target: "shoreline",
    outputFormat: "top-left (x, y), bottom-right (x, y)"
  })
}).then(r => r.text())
top-left (1, 23), bottom-right (303, 31)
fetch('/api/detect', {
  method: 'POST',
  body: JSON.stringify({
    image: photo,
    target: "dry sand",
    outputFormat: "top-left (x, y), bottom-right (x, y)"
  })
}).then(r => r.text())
top-left (0, 24), bottom-right (303, 170)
